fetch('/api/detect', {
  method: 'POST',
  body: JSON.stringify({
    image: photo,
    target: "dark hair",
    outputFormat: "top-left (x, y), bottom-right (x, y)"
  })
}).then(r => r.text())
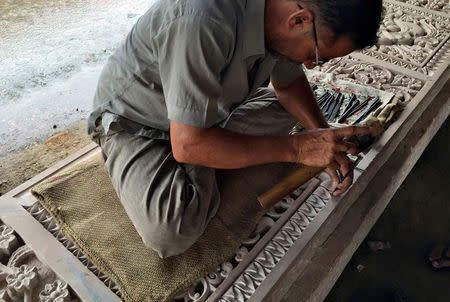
top-left (298, 0), bottom-right (383, 49)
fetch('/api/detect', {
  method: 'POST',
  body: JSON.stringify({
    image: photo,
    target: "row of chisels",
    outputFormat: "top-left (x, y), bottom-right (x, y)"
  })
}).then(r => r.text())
top-left (315, 89), bottom-right (382, 125)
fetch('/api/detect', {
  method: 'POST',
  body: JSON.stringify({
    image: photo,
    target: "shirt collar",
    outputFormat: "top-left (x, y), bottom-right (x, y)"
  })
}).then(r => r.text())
top-left (243, 0), bottom-right (266, 59)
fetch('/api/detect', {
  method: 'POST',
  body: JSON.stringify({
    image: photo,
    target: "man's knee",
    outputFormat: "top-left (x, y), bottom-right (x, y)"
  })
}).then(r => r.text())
top-left (139, 222), bottom-right (202, 259)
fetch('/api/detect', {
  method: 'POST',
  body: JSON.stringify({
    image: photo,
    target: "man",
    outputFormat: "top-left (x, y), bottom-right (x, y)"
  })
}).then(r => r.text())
top-left (88, 0), bottom-right (383, 258)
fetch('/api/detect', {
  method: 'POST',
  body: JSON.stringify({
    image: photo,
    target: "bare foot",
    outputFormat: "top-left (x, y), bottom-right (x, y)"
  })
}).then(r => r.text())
top-left (428, 244), bottom-right (450, 269)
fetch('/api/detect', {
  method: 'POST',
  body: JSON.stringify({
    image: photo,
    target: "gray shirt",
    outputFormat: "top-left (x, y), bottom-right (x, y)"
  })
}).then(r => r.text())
top-left (87, 0), bottom-right (304, 138)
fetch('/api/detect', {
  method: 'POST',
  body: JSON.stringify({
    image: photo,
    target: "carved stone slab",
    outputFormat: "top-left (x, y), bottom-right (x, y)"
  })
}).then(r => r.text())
top-left (358, 0), bottom-right (450, 76)
top-left (317, 56), bottom-right (424, 103)
top-left (396, 0), bottom-right (450, 14)
top-left (215, 179), bottom-right (332, 302)
top-left (24, 203), bottom-right (122, 299)
top-left (0, 222), bottom-right (79, 302)
top-left (0, 151), bottom-right (121, 302)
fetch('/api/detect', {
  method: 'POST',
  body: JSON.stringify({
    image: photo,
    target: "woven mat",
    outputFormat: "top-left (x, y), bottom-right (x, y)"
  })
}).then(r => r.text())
top-left (30, 154), bottom-right (247, 302)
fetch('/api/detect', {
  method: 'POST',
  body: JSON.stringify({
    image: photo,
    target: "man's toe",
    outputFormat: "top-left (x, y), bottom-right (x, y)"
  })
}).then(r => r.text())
top-left (432, 260), bottom-right (441, 268)
top-left (432, 258), bottom-right (450, 269)
top-left (429, 244), bottom-right (445, 262)
top-left (429, 245), bottom-right (450, 269)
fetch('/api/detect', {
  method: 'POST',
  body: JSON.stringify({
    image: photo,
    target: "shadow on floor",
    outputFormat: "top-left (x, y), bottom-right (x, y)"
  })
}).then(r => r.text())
top-left (325, 117), bottom-right (450, 302)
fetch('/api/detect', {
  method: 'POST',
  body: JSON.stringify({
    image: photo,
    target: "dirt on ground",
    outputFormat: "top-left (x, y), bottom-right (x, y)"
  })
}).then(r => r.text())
top-left (0, 119), bottom-right (92, 195)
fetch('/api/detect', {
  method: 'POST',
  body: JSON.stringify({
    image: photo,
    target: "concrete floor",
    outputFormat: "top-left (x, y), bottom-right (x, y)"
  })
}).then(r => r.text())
top-left (325, 117), bottom-right (450, 302)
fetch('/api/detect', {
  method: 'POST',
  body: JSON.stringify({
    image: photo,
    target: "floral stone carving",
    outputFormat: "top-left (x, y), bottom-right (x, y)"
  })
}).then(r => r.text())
top-left (318, 56), bottom-right (424, 103)
top-left (360, 0), bottom-right (450, 75)
top-left (395, 0), bottom-right (450, 14)
top-left (6, 264), bottom-right (39, 301)
top-left (0, 226), bottom-right (18, 260)
top-left (39, 280), bottom-right (70, 302)
top-left (0, 223), bottom-right (79, 302)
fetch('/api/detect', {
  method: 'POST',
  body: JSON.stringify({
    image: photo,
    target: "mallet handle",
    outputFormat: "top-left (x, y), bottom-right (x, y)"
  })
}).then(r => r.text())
top-left (257, 165), bottom-right (325, 210)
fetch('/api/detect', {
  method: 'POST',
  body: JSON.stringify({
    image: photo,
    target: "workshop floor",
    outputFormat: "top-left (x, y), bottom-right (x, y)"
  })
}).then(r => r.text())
top-left (325, 117), bottom-right (450, 302)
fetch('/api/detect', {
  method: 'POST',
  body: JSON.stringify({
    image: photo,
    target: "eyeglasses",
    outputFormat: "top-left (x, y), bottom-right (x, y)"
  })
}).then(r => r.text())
top-left (297, 3), bottom-right (329, 67)
top-left (312, 19), bottom-right (328, 67)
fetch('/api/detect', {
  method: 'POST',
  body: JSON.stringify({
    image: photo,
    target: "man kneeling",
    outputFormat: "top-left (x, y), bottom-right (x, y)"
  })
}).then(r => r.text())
top-left (88, 0), bottom-right (383, 258)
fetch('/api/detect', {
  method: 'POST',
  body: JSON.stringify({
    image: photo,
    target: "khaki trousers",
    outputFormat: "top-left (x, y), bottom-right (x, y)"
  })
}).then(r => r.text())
top-left (91, 87), bottom-right (299, 258)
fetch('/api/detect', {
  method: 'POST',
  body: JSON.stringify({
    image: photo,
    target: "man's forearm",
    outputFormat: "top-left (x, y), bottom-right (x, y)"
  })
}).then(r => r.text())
top-left (171, 120), bottom-right (375, 172)
top-left (272, 75), bottom-right (328, 130)
top-left (171, 122), bottom-right (297, 169)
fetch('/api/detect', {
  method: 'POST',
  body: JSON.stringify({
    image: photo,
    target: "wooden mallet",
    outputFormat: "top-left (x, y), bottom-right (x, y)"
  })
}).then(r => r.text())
top-left (257, 133), bottom-right (377, 210)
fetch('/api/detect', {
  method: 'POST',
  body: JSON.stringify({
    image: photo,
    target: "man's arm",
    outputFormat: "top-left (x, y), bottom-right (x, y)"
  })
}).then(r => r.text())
top-left (271, 74), bottom-right (356, 195)
top-left (170, 122), bottom-right (296, 169)
top-left (271, 74), bottom-right (328, 130)
top-left (170, 120), bottom-right (368, 170)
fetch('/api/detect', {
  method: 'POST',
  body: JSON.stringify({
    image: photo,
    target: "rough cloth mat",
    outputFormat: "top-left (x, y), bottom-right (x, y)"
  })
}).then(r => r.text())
top-left (30, 154), bottom-right (252, 302)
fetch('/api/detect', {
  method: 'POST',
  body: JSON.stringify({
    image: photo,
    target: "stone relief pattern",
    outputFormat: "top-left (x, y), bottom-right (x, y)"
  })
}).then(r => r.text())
top-left (19, 169), bottom-right (336, 302)
top-left (0, 222), bottom-right (80, 302)
top-left (217, 174), bottom-right (332, 302)
top-left (172, 174), bottom-right (333, 302)
top-left (24, 180), bottom-right (311, 302)
top-left (172, 180), bottom-right (320, 302)
top-left (424, 37), bottom-right (450, 75)
top-left (24, 204), bottom-right (123, 300)
top-left (318, 56), bottom-right (424, 103)
top-left (360, 1), bottom-right (450, 75)
top-left (395, 0), bottom-right (450, 13)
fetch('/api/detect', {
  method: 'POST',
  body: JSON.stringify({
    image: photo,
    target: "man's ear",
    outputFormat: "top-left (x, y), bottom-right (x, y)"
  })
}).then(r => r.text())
top-left (287, 7), bottom-right (314, 29)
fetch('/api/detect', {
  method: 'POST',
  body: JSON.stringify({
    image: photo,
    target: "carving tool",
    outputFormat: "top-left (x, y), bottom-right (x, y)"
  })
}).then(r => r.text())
top-left (339, 96), bottom-right (371, 124)
top-left (257, 166), bottom-right (325, 210)
top-left (346, 96), bottom-right (371, 118)
top-left (326, 93), bottom-right (341, 120)
top-left (317, 91), bottom-right (330, 105)
top-left (257, 134), bottom-right (376, 210)
top-left (338, 99), bottom-right (360, 123)
top-left (317, 91), bottom-right (331, 107)
top-left (329, 93), bottom-right (344, 122)
top-left (352, 97), bottom-right (382, 125)
top-left (337, 153), bottom-right (363, 183)
top-left (341, 94), bottom-right (357, 118)
top-left (322, 92), bottom-right (337, 113)
top-left (320, 94), bottom-right (333, 111)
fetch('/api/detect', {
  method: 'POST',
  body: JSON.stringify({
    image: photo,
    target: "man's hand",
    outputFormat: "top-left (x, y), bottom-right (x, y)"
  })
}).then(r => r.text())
top-left (325, 153), bottom-right (353, 196)
top-left (292, 126), bottom-right (376, 196)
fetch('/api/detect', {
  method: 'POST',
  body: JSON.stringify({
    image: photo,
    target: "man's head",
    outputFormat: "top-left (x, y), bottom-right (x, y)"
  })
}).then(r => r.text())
top-left (264, 0), bottom-right (383, 69)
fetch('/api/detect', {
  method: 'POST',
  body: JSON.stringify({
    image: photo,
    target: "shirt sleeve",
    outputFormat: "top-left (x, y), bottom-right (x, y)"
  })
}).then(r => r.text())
top-left (270, 59), bottom-right (305, 84)
top-left (156, 16), bottom-right (232, 128)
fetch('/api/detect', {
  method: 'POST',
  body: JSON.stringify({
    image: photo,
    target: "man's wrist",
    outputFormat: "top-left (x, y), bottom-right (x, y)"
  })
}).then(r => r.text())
top-left (288, 135), bottom-right (301, 163)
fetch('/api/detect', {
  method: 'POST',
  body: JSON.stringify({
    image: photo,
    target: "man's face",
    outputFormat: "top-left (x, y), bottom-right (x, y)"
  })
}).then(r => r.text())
top-left (273, 33), bottom-right (356, 70)
top-left (264, 0), bottom-right (356, 69)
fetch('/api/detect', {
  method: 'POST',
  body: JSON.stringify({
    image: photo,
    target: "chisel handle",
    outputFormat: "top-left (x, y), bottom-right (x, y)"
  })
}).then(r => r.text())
top-left (257, 165), bottom-right (325, 210)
